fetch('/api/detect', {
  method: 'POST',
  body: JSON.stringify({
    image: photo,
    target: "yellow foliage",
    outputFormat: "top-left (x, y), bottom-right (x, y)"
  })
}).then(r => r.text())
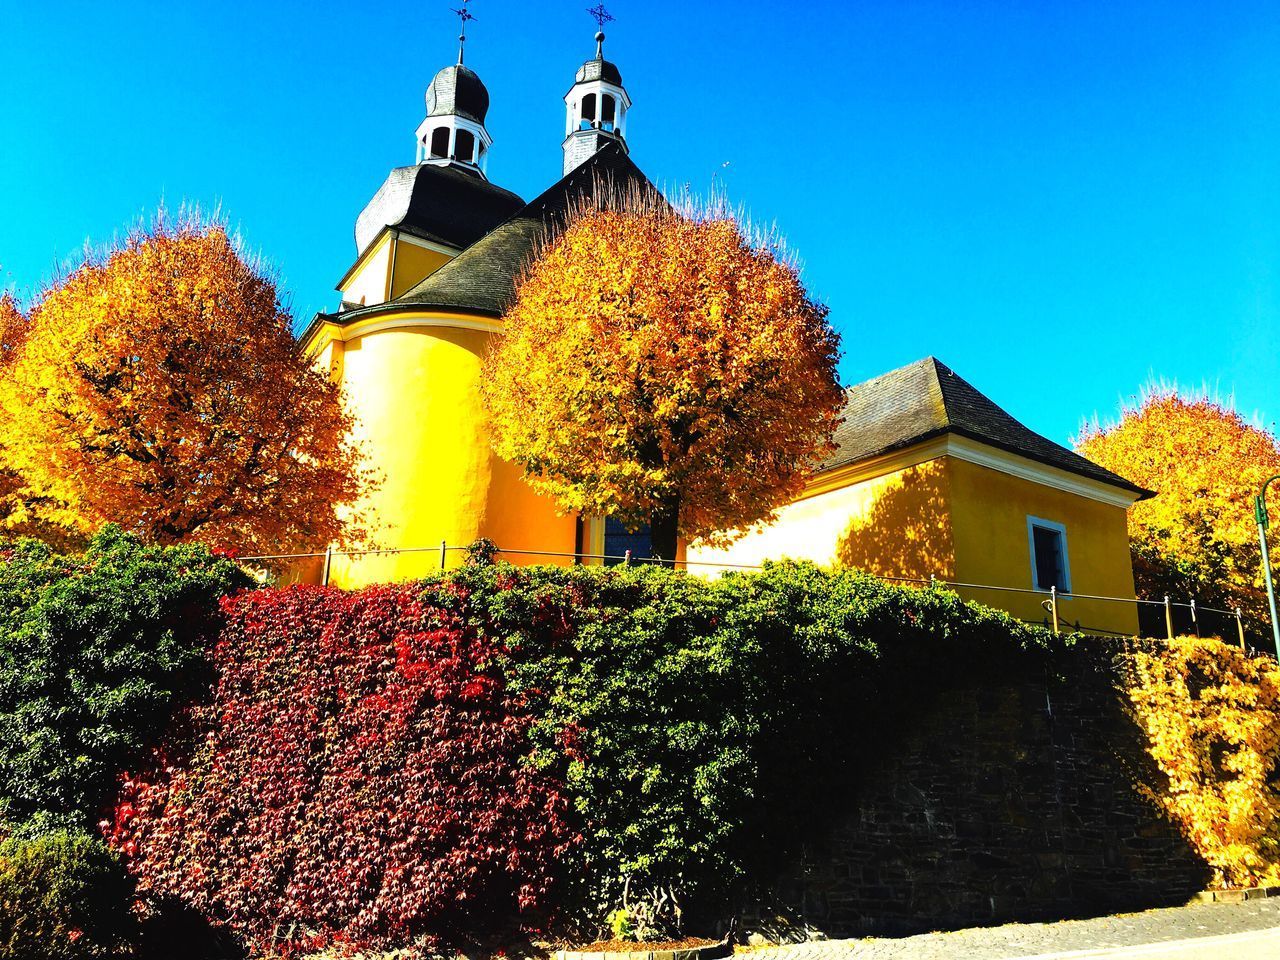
top-left (1077, 392), bottom-right (1280, 619)
top-left (0, 293), bottom-right (27, 364)
top-left (0, 215), bottom-right (368, 555)
top-left (482, 188), bottom-right (844, 558)
top-left (1126, 635), bottom-right (1280, 887)
top-left (0, 294), bottom-right (71, 546)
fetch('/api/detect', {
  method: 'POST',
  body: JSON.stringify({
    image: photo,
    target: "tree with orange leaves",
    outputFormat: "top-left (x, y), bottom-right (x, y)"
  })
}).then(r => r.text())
top-left (0, 215), bottom-right (366, 555)
top-left (1076, 390), bottom-right (1280, 619)
top-left (0, 292), bottom-right (27, 363)
top-left (0, 292), bottom-right (41, 539)
top-left (482, 192), bottom-right (844, 562)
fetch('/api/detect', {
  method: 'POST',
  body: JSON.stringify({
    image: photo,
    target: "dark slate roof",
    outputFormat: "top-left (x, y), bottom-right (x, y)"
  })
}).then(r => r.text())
top-left (426, 64), bottom-right (490, 123)
top-left (576, 56), bottom-right (623, 86)
top-left (337, 142), bottom-right (653, 321)
top-left (826, 357), bottom-right (1151, 498)
top-left (353, 163), bottom-right (524, 256)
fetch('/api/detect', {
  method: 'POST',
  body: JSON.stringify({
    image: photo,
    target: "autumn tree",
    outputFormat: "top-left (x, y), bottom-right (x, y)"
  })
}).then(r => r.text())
top-left (0, 293), bottom-right (59, 544)
top-left (0, 215), bottom-right (366, 555)
top-left (482, 190), bottom-right (844, 562)
top-left (1076, 389), bottom-right (1280, 619)
top-left (0, 293), bottom-right (24, 519)
top-left (0, 292), bottom-right (27, 363)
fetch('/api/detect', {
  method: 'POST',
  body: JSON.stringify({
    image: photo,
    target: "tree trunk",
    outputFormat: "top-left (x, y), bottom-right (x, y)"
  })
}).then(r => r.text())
top-left (649, 500), bottom-right (680, 567)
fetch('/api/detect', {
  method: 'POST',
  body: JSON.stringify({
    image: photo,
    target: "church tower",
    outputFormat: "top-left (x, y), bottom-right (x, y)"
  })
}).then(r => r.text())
top-left (415, 0), bottom-right (493, 176)
top-left (562, 10), bottom-right (631, 176)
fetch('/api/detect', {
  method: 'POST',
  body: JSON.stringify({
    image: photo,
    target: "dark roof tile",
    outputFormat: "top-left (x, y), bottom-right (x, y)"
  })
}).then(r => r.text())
top-left (344, 143), bottom-right (652, 319)
top-left (426, 64), bottom-right (490, 124)
top-left (826, 357), bottom-right (1151, 497)
top-left (354, 164), bottom-right (524, 256)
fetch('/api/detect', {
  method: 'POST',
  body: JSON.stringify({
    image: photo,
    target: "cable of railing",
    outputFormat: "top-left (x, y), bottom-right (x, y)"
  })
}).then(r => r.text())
top-left (228, 541), bottom-right (1271, 650)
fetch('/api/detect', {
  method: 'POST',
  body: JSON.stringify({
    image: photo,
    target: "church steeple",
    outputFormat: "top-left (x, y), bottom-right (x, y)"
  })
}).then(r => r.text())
top-left (416, 0), bottom-right (493, 177)
top-left (563, 5), bottom-right (631, 176)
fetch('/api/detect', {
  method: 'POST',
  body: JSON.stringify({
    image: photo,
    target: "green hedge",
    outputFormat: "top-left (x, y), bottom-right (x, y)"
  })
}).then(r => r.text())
top-left (0, 527), bottom-right (248, 830)
top-left (424, 557), bottom-right (1054, 932)
top-left (0, 829), bottom-right (137, 960)
top-left (0, 528), bottom-right (1055, 948)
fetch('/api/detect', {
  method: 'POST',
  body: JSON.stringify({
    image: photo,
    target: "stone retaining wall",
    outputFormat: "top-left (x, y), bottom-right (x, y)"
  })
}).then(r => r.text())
top-left (761, 645), bottom-right (1210, 937)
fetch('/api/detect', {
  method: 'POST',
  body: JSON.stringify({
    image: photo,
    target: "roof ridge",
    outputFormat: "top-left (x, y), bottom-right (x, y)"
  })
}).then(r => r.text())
top-left (827, 358), bottom-right (1151, 498)
top-left (335, 146), bottom-right (655, 322)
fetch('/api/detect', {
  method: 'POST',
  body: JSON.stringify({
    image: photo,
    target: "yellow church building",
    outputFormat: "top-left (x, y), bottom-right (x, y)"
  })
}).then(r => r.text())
top-left (298, 23), bottom-right (1151, 636)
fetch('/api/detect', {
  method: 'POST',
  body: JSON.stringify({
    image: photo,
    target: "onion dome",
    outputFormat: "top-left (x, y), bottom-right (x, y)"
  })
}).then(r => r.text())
top-left (576, 32), bottom-right (623, 86)
top-left (425, 64), bottom-right (490, 125)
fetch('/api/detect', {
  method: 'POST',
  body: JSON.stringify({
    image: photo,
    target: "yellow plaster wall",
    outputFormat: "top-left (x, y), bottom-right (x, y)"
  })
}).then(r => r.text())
top-left (312, 337), bottom-right (344, 382)
top-left (390, 242), bottom-right (453, 299)
top-left (685, 459), bottom-right (956, 581)
top-left (318, 320), bottom-right (577, 588)
top-left (481, 453), bottom-right (578, 563)
top-left (686, 453), bottom-right (1139, 636)
top-left (340, 235), bottom-right (393, 307)
top-left (947, 459), bottom-right (1138, 636)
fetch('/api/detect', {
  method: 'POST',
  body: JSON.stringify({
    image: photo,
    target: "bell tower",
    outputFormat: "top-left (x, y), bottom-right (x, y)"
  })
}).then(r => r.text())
top-left (416, 0), bottom-right (494, 177)
top-left (563, 5), bottom-right (631, 176)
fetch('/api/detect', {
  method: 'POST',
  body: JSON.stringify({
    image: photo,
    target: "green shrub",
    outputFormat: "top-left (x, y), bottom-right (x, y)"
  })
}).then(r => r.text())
top-left (424, 557), bottom-right (1053, 933)
top-left (0, 527), bottom-right (249, 828)
top-left (0, 829), bottom-right (137, 959)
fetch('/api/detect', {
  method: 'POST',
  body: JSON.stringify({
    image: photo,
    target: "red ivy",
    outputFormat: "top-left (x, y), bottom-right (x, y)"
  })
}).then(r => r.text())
top-left (106, 585), bottom-right (575, 957)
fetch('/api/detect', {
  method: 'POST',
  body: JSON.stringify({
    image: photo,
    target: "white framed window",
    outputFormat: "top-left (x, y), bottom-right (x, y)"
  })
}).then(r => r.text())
top-left (1027, 516), bottom-right (1071, 593)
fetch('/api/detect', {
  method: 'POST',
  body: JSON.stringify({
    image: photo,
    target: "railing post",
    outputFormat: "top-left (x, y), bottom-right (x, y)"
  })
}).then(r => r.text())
top-left (1190, 597), bottom-right (1199, 637)
top-left (1255, 484), bottom-right (1280, 655)
top-left (1164, 595), bottom-right (1174, 640)
top-left (1050, 585), bottom-right (1060, 635)
top-left (321, 545), bottom-right (332, 587)
top-left (1236, 608), bottom-right (1247, 652)
top-left (623, 549), bottom-right (632, 566)
top-left (440, 539), bottom-right (447, 571)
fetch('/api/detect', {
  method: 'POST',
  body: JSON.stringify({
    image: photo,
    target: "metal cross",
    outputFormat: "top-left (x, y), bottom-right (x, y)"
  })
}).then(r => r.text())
top-left (452, 0), bottom-right (476, 63)
top-left (587, 3), bottom-right (614, 29)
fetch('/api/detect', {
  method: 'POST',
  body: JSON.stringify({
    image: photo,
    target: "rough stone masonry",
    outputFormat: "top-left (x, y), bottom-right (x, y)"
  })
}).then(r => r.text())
top-left (759, 642), bottom-right (1210, 938)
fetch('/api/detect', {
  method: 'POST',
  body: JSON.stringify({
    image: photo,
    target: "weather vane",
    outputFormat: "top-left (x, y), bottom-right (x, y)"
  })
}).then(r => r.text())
top-left (587, 3), bottom-right (614, 30)
top-left (452, 0), bottom-right (476, 64)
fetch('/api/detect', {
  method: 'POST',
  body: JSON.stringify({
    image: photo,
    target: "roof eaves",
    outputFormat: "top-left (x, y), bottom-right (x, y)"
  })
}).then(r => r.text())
top-left (944, 426), bottom-right (1154, 499)
top-left (814, 423), bottom-right (1154, 501)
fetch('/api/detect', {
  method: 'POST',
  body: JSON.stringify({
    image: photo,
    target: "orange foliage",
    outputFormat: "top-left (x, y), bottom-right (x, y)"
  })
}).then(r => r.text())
top-left (0, 292), bottom-right (27, 364)
top-left (1126, 636), bottom-right (1280, 887)
top-left (1077, 392), bottom-right (1280, 618)
top-left (0, 216), bottom-right (367, 555)
top-left (482, 191), bottom-right (844, 560)
top-left (0, 293), bottom-right (39, 538)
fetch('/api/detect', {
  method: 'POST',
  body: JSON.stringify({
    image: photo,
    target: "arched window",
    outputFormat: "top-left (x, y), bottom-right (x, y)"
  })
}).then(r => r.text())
top-left (429, 127), bottom-right (449, 159)
top-left (580, 93), bottom-right (597, 129)
top-left (455, 129), bottom-right (476, 163)
top-left (601, 94), bottom-right (616, 131)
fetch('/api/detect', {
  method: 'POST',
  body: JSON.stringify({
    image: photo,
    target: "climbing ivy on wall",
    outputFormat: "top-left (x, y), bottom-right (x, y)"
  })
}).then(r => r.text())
top-left (107, 584), bottom-right (576, 958)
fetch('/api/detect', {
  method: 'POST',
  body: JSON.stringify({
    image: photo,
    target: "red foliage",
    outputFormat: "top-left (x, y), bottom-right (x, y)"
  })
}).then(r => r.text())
top-left (106, 585), bottom-right (575, 957)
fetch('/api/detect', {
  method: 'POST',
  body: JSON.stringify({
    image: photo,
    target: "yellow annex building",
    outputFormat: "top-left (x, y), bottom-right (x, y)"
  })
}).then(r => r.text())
top-left (299, 24), bottom-right (1151, 635)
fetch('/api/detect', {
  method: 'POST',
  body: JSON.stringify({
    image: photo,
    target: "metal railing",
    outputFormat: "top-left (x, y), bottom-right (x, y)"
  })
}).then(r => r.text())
top-left (236, 541), bottom-right (1265, 653)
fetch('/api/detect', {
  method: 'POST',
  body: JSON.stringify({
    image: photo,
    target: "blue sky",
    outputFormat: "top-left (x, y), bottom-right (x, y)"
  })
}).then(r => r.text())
top-left (2, 0), bottom-right (1277, 446)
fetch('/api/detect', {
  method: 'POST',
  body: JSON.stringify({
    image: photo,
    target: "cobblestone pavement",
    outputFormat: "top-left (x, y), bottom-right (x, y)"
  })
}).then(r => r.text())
top-left (747, 899), bottom-right (1280, 960)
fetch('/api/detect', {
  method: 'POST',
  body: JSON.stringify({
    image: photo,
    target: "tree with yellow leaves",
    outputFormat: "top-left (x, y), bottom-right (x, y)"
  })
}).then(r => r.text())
top-left (0, 292), bottom-right (26, 363)
top-left (1126, 635), bottom-right (1280, 887)
top-left (0, 215), bottom-right (366, 555)
top-left (1076, 390), bottom-right (1280, 619)
top-left (0, 293), bottom-right (42, 540)
top-left (482, 190), bottom-right (844, 562)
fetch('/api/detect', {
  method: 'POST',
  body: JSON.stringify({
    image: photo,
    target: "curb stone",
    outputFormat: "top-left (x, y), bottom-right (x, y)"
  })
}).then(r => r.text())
top-left (556, 941), bottom-right (731, 960)
top-left (1192, 886), bottom-right (1280, 903)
